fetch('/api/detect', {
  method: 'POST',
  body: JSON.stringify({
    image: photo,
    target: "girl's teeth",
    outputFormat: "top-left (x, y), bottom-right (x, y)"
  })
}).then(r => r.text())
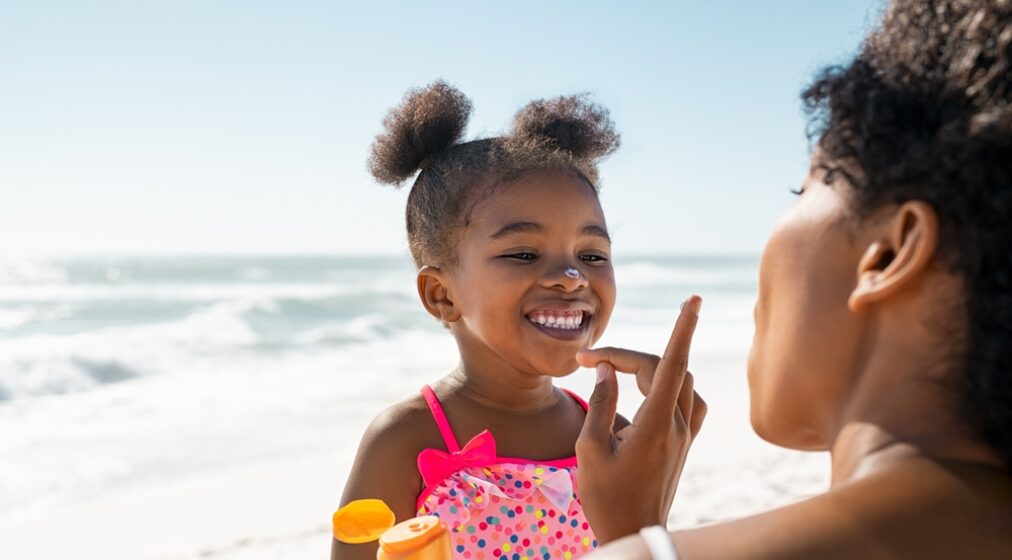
top-left (529, 313), bottom-right (585, 329)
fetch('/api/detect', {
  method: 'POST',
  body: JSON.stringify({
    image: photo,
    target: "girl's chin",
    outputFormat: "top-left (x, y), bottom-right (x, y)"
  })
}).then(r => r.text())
top-left (528, 360), bottom-right (580, 378)
top-left (546, 368), bottom-right (579, 378)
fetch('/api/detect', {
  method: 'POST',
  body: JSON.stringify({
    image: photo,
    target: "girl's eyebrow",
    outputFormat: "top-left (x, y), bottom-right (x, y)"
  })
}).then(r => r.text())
top-left (489, 221), bottom-right (611, 242)
top-left (583, 224), bottom-right (611, 242)
top-left (490, 221), bottom-right (542, 239)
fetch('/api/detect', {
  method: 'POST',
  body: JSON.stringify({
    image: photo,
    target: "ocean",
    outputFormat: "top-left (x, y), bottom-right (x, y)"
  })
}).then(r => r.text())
top-left (1, 255), bottom-right (799, 537)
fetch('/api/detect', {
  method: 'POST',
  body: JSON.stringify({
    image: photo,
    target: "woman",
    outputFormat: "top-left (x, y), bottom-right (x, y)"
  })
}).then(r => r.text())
top-left (577, 1), bottom-right (1012, 557)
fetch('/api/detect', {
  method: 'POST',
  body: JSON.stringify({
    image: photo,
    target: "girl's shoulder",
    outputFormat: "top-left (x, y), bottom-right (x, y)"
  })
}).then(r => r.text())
top-left (337, 394), bottom-right (448, 558)
top-left (359, 393), bottom-right (447, 460)
top-left (340, 393), bottom-right (449, 520)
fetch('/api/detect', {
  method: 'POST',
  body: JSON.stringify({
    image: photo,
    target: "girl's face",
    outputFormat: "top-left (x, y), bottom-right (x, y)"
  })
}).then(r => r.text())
top-left (449, 168), bottom-right (616, 376)
top-left (748, 162), bottom-right (867, 450)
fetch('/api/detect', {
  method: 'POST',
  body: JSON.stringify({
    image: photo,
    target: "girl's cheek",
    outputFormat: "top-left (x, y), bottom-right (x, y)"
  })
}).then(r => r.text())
top-left (600, 270), bottom-right (617, 302)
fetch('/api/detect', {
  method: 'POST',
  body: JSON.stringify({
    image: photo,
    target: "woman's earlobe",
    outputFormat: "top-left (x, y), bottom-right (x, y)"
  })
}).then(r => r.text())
top-left (848, 241), bottom-right (893, 310)
top-left (848, 201), bottom-right (939, 312)
top-left (417, 266), bottom-right (461, 323)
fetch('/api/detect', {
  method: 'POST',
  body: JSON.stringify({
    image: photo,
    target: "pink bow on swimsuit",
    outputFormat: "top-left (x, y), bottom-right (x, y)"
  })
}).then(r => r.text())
top-left (417, 429), bottom-right (497, 486)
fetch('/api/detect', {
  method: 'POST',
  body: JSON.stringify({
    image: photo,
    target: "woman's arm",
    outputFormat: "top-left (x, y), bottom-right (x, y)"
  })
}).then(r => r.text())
top-left (588, 490), bottom-right (897, 560)
top-left (331, 403), bottom-right (428, 560)
top-left (586, 496), bottom-right (863, 560)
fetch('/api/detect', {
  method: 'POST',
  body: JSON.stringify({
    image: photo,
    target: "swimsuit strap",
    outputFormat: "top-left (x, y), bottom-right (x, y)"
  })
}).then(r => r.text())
top-left (561, 388), bottom-right (589, 412)
top-left (420, 385), bottom-right (462, 453)
top-left (420, 385), bottom-right (589, 454)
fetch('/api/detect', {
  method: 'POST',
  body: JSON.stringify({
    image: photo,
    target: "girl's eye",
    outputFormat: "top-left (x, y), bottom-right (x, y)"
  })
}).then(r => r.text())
top-left (789, 187), bottom-right (805, 196)
top-left (580, 253), bottom-right (609, 263)
top-left (505, 252), bottom-right (538, 261)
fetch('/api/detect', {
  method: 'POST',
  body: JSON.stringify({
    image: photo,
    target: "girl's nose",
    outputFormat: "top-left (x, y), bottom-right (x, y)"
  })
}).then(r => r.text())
top-left (544, 263), bottom-right (587, 291)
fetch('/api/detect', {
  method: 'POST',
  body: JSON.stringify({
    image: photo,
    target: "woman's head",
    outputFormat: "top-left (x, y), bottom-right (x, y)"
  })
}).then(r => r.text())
top-left (749, 0), bottom-right (1012, 461)
top-left (368, 82), bottom-right (620, 375)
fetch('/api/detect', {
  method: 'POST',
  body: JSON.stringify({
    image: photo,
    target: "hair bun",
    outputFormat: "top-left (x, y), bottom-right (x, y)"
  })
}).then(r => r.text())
top-left (368, 81), bottom-right (473, 185)
top-left (510, 94), bottom-right (620, 161)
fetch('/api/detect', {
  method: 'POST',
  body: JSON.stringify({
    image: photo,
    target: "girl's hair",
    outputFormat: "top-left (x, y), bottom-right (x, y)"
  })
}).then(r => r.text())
top-left (368, 81), bottom-right (620, 268)
top-left (802, 0), bottom-right (1012, 465)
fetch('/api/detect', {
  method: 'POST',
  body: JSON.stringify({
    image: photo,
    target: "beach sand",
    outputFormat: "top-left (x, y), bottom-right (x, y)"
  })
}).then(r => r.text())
top-left (0, 357), bottom-right (829, 559)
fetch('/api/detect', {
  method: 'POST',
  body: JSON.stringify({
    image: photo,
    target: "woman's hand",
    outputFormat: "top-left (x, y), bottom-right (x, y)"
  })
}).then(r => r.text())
top-left (574, 296), bottom-right (706, 544)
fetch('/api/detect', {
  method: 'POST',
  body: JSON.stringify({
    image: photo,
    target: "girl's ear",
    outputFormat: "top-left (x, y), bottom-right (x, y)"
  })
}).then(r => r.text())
top-left (848, 201), bottom-right (940, 312)
top-left (417, 266), bottom-right (461, 323)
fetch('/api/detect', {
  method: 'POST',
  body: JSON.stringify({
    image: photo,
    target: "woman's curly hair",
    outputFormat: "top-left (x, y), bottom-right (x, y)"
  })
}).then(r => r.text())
top-left (803, 0), bottom-right (1012, 465)
top-left (368, 81), bottom-right (620, 268)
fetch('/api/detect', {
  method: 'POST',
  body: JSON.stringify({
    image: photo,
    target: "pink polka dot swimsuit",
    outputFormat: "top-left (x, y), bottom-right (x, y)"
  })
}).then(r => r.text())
top-left (415, 385), bottom-right (599, 560)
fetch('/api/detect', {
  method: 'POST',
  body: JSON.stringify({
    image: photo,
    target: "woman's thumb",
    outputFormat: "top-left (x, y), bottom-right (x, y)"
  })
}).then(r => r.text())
top-left (578, 363), bottom-right (619, 452)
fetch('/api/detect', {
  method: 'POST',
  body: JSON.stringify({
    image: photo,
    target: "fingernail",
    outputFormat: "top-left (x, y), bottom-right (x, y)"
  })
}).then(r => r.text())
top-left (596, 363), bottom-right (608, 383)
top-left (681, 295), bottom-right (702, 315)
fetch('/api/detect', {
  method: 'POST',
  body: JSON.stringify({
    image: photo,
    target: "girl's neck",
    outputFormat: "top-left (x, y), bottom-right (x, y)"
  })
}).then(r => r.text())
top-left (444, 363), bottom-right (561, 415)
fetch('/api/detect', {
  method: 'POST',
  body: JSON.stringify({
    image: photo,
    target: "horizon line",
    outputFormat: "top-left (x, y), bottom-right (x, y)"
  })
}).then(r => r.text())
top-left (1, 250), bottom-right (762, 260)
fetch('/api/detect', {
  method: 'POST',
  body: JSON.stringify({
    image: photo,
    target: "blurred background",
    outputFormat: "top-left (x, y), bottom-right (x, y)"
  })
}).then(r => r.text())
top-left (1, 1), bottom-right (880, 558)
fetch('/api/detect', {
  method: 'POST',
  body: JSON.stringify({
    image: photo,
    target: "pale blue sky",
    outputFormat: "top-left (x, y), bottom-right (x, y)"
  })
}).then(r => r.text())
top-left (1, 1), bottom-right (882, 257)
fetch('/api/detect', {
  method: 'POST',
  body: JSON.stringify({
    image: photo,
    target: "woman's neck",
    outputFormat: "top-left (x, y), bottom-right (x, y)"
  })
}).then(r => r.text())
top-left (829, 421), bottom-right (1006, 485)
top-left (823, 296), bottom-right (1007, 486)
top-left (827, 359), bottom-right (1005, 487)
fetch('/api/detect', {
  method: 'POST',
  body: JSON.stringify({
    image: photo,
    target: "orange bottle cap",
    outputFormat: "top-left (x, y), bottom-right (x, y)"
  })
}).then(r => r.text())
top-left (332, 499), bottom-right (396, 544)
top-left (378, 515), bottom-right (446, 553)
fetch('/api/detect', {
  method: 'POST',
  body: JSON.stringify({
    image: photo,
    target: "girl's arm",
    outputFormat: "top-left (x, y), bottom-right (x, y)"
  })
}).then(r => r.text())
top-left (331, 403), bottom-right (428, 560)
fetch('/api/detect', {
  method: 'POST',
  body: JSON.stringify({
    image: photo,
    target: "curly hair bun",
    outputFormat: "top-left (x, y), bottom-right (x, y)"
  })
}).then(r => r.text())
top-left (510, 95), bottom-right (620, 161)
top-left (368, 81), bottom-right (473, 185)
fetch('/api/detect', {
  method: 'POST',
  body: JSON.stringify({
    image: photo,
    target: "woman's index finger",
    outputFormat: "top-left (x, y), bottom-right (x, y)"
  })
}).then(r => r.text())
top-left (576, 347), bottom-right (659, 376)
top-left (641, 295), bottom-right (702, 424)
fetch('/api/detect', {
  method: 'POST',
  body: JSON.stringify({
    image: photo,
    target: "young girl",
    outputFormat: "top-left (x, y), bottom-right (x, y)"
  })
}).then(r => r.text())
top-left (334, 81), bottom-right (625, 560)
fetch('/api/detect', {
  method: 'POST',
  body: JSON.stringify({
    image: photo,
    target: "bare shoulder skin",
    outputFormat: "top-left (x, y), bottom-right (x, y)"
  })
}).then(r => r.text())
top-left (330, 395), bottom-right (443, 560)
top-left (672, 455), bottom-right (1012, 559)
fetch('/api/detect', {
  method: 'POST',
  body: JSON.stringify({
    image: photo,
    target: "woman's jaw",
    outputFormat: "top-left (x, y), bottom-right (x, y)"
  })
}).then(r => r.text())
top-left (747, 167), bottom-right (867, 451)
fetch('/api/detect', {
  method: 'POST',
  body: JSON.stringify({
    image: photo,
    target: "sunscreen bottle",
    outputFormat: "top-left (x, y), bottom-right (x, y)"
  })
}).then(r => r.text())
top-left (333, 499), bottom-right (452, 560)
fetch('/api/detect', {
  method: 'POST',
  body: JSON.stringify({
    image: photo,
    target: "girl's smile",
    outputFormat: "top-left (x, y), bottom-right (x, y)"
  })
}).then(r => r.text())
top-left (525, 301), bottom-right (595, 340)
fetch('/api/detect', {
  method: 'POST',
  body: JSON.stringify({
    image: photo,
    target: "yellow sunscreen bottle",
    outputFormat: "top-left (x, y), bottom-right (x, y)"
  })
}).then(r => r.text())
top-left (376, 515), bottom-right (451, 560)
top-left (333, 499), bottom-right (396, 544)
top-left (333, 499), bottom-right (452, 560)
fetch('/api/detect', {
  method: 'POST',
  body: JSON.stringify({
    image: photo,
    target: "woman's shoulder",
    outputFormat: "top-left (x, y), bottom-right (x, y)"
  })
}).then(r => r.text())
top-left (671, 458), bottom-right (1012, 559)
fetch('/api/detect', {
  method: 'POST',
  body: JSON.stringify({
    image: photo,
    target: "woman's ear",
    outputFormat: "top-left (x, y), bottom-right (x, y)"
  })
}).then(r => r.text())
top-left (848, 201), bottom-right (940, 311)
top-left (417, 266), bottom-right (461, 323)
